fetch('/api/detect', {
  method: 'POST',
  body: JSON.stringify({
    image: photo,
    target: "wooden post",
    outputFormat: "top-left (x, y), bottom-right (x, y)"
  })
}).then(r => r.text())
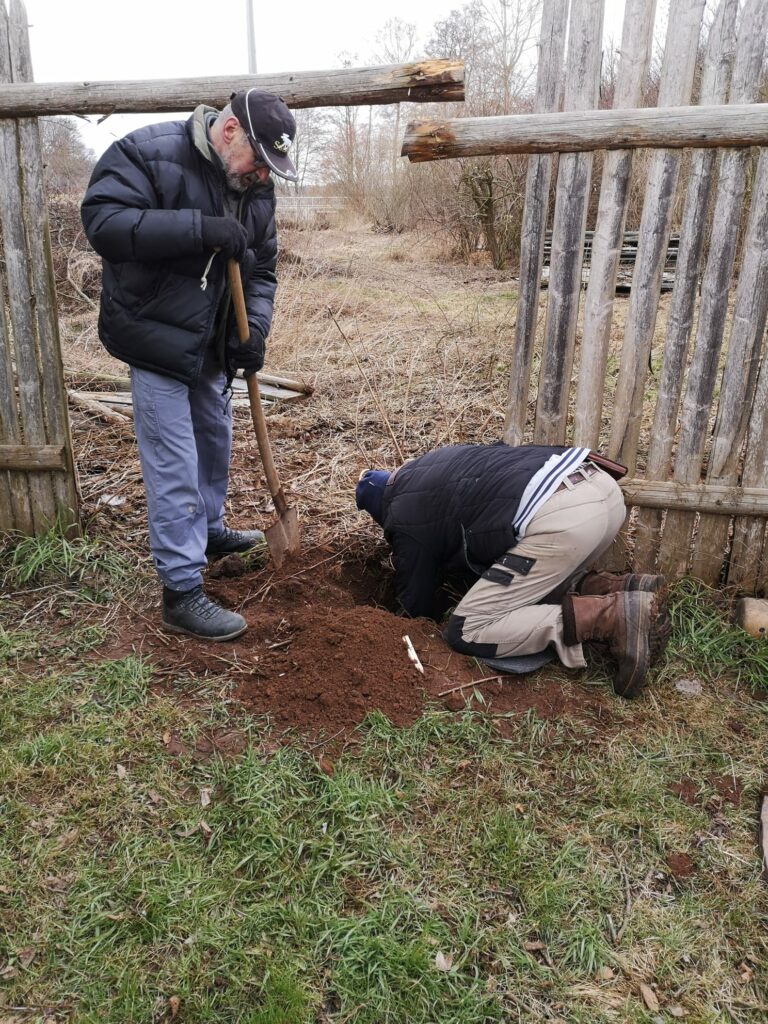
top-left (608, 0), bottom-right (706, 473)
top-left (572, 0), bottom-right (657, 449)
top-left (0, 0), bottom-right (31, 532)
top-left (632, 0), bottom-right (738, 570)
top-left (0, 59), bottom-right (465, 115)
top-left (657, 0), bottom-right (768, 579)
top-left (401, 103), bottom-right (768, 159)
top-left (501, 0), bottom-right (568, 446)
top-left (0, 0), bottom-right (79, 534)
top-left (533, 0), bottom-right (604, 445)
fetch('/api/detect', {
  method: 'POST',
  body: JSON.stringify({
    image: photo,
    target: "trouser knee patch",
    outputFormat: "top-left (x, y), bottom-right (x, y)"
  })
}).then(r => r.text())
top-left (443, 614), bottom-right (498, 658)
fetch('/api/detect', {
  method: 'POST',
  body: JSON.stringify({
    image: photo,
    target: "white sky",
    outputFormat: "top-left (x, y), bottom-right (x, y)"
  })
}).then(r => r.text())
top-left (23, 0), bottom-right (629, 157)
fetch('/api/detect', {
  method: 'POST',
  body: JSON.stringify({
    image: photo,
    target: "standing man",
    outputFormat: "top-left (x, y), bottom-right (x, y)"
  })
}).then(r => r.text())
top-left (82, 90), bottom-right (298, 641)
top-left (356, 444), bottom-right (670, 699)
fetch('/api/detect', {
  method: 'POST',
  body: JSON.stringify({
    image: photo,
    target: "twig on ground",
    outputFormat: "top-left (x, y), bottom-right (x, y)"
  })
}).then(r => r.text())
top-left (438, 675), bottom-right (501, 697)
top-left (615, 860), bottom-right (633, 943)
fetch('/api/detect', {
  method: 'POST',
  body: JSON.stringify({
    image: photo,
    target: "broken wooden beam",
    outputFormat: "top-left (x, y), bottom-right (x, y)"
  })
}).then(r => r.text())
top-left (0, 60), bottom-right (464, 117)
top-left (402, 103), bottom-right (768, 162)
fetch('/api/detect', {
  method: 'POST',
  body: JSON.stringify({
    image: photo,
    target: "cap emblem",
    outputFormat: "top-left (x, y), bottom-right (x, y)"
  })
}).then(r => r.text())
top-left (273, 132), bottom-right (292, 154)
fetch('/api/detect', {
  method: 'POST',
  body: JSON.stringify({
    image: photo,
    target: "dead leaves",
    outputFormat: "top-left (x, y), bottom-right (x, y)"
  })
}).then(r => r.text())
top-left (434, 951), bottom-right (453, 972)
top-left (639, 982), bottom-right (660, 1012)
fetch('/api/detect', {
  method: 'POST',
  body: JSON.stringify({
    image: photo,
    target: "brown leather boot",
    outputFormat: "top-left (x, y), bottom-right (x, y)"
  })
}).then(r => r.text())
top-left (577, 570), bottom-right (666, 596)
top-left (562, 592), bottom-right (670, 699)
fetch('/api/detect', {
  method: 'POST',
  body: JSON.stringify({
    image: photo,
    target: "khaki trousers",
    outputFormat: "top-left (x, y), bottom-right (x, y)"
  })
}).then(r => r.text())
top-left (452, 470), bottom-right (626, 667)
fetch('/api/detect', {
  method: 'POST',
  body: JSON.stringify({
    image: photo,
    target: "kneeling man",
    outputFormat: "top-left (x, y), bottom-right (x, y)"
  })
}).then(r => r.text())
top-left (355, 443), bottom-right (669, 698)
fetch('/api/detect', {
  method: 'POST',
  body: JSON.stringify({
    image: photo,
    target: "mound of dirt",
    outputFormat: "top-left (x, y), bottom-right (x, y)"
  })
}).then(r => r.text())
top-left (238, 604), bottom-right (442, 734)
top-left (105, 547), bottom-right (616, 745)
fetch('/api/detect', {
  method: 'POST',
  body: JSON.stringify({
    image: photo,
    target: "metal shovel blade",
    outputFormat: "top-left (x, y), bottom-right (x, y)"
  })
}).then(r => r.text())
top-left (263, 504), bottom-right (300, 570)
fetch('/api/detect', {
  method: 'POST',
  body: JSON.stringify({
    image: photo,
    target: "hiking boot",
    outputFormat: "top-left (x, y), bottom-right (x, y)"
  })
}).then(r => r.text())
top-left (562, 591), bottom-right (670, 699)
top-left (206, 526), bottom-right (266, 557)
top-left (577, 569), bottom-right (666, 597)
top-left (162, 585), bottom-right (247, 641)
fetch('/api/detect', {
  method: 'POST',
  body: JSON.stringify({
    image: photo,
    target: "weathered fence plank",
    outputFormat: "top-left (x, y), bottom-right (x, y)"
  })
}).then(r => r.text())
top-left (657, 0), bottom-right (768, 579)
top-left (533, 0), bottom-right (604, 445)
top-left (728, 331), bottom-right (768, 590)
top-left (501, 0), bottom-right (568, 446)
top-left (693, 150), bottom-right (768, 582)
top-left (0, 444), bottom-right (67, 470)
top-left (572, 0), bottom-right (657, 448)
top-left (0, 60), bottom-right (465, 115)
top-left (621, 478), bottom-right (768, 517)
top-left (401, 103), bottom-right (768, 160)
top-left (0, 0), bottom-right (54, 531)
top-left (8, 0), bottom-right (79, 526)
top-left (0, 2), bottom-right (32, 531)
top-left (608, 0), bottom-right (706, 474)
top-left (632, 0), bottom-right (738, 570)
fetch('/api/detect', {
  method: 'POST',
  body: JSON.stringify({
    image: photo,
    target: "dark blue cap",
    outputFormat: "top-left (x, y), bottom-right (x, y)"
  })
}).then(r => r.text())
top-left (355, 469), bottom-right (391, 526)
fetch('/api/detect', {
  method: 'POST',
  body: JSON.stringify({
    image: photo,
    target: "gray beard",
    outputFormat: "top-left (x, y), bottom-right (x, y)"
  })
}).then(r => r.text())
top-left (225, 169), bottom-right (262, 193)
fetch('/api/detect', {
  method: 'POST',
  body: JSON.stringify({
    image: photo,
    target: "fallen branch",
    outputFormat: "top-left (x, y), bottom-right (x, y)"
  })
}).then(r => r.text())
top-left (438, 675), bottom-right (501, 697)
top-left (67, 389), bottom-right (130, 425)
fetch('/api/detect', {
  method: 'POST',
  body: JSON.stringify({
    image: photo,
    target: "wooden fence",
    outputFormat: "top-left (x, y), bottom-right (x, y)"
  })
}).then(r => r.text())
top-left (404, 0), bottom-right (768, 591)
top-left (0, 0), bottom-right (78, 534)
top-left (0, 0), bottom-right (463, 536)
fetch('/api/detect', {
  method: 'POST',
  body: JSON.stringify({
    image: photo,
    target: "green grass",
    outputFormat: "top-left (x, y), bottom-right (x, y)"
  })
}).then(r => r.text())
top-left (663, 578), bottom-right (768, 689)
top-left (1, 571), bottom-right (767, 1022)
top-left (1, 516), bottom-right (134, 589)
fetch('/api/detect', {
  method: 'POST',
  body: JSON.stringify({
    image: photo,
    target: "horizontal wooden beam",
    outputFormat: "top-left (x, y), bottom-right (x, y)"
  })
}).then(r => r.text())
top-left (0, 444), bottom-right (67, 471)
top-left (402, 103), bottom-right (768, 162)
top-left (621, 478), bottom-right (768, 517)
top-left (0, 60), bottom-right (464, 118)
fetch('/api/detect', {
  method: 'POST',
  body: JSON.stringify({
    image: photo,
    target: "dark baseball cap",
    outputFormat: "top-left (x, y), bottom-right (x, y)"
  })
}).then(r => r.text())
top-left (230, 89), bottom-right (298, 182)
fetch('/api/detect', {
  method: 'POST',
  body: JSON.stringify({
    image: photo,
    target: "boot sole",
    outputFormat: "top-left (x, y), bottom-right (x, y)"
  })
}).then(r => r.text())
top-left (614, 592), bottom-right (672, 699)
top-left (163, 620), bottom-right (248, 642)
top-left (613, 592), bottom-right (654, 699)
top-left (627, 574), bottom-right (667, 595)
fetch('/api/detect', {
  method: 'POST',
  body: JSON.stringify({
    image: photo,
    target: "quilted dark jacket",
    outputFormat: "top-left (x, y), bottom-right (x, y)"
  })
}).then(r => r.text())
top-left (382, 444), bottom-right (568, 617)
top-left (81, 110), bottom-right (277, 388)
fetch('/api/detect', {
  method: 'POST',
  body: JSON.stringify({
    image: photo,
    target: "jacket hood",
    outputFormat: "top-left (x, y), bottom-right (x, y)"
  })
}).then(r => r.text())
top-left (191, 105), bottom-right (220, 165)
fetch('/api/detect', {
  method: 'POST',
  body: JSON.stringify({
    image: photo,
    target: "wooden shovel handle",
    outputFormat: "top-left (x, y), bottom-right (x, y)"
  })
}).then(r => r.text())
top-left (227, 259), bottom-right (290, 515)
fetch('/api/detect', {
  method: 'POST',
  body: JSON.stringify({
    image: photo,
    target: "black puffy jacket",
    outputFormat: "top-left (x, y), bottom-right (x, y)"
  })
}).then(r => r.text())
top-left (81, 108), bottom-right (277, 388)
top-left (382, 443), bottom-right (568, 617)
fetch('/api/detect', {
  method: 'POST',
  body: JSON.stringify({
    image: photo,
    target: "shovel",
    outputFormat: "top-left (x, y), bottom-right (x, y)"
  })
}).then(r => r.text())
top-left (227, 258), bottom-right (300, 569)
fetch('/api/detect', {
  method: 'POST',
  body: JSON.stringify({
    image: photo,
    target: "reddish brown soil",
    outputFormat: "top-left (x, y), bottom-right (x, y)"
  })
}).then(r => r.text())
top-left (707, 774), bottom-right (744, 808)
top-left (105, 546), bottom-right (617, 744)
top-left (669, 779), bottom-right (699, 806)
top-left (665, 851), bottom-right (696, 881)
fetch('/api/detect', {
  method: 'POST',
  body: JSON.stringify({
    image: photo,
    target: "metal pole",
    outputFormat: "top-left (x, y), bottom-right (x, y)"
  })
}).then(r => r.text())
top-left (246, 0), bottom-right (257, 74)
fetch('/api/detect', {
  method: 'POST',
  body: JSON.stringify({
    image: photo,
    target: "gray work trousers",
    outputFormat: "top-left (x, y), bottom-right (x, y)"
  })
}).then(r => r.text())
top-left (130, 350), bottom-right (233, 591)
top-left (453, 469), bottom-right (626, 667)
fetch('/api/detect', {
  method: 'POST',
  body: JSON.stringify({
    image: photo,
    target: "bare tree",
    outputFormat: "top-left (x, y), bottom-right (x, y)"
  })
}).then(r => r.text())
top-left (40, 116), bottom-right (95, 195)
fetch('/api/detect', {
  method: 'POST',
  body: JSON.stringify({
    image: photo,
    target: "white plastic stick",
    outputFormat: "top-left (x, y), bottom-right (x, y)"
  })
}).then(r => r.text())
top-left (402, 634), bottom-right (425, 675)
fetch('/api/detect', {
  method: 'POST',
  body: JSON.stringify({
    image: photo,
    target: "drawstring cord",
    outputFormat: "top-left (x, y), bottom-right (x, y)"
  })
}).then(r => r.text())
top-left (200, 250), bottom-right (216, 291)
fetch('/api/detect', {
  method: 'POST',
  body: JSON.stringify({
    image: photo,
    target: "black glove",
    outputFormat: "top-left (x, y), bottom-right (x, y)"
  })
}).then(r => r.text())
top-left (227, 328), bottom-right (265, 378)
top-left (201, 215), bottom-right (248, 262)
